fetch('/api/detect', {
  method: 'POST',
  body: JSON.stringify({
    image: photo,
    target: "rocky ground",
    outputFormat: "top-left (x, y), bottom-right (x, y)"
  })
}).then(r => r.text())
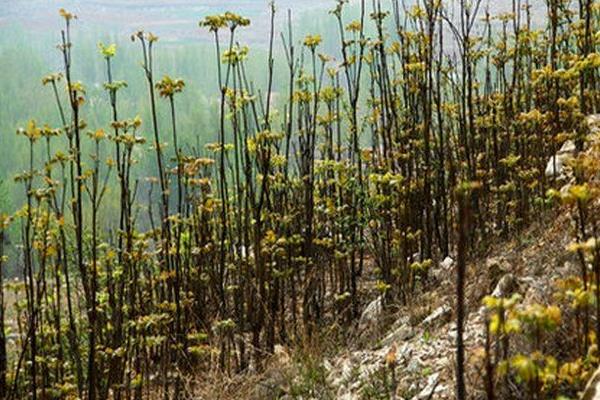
top-left (317, 115), bottom-right (600, 400)
top-left (322, 209), bottom-right (574, 399)
top-left (193, 115), bottom-right (600, 399)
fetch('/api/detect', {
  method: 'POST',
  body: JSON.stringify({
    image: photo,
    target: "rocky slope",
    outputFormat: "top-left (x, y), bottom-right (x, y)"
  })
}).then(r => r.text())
top-left (196, 115), bottom-right (600, 399)
top-left (323, 212), bottom-right (574, 399)
top-left (316, 114), bottom-right (600, 399)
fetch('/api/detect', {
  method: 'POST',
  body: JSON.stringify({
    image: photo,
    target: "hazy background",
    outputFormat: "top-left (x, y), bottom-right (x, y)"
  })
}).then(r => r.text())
top-left (0, 1), bottom-right (340, 205)
top-left (1, 0), bottom-right (334, 45)
top-left (0, 0), bottom-right (547, 273)
top-left (0, 0), bottom-right (543, 211)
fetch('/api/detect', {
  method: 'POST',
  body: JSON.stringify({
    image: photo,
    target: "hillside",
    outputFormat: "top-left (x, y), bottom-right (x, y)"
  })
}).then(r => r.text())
top-left (189, 115), bottom-right (600, 399)
top-left (2, 1), bottom-right (600, 399)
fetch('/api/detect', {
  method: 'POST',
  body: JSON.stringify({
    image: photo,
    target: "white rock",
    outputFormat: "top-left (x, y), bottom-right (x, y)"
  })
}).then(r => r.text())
top-left (435, 357), bottom-right (449, 371)
top-left (545, 140), bottom-right (575, 178)
top-left (433, 256), bottom-right (455, 282)
top-left (358, 295), bottom-right (383, 332)
top-left (406, 358), bottom-right (422, 374)
top-left (491, 273), bottom-right (516, 298)
top-left (381, 318), bottom-right (414, 346)
top-left (559, 140), bottom-right (576, 154)
top-left (416, 373), bottom-right (441, 399)
top-left (422, 305), bottom-right (451, 327)
top-left (587, 114), bottom-right (600, 127)
top-left (440, 256), bottom-right (454, 270)
top-left (545, 156), bottom-right (566, 177)
top-left (582, 366), bottom-right (600, 400)
top-left (448, 328), bottom-right (457, 341)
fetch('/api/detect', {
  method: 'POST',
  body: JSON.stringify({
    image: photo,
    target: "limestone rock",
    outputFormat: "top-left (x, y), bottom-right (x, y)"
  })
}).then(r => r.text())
top-left (422, 305), bottom-right (451, 327)
top-left (491, 273), bottom-right (516, 298)
top-left (381, 320), bottom-right (415, 347)
top-left (440, 256), bottom-right (454, 270)
top-left (358, 295), bottom-right (383, 333)
top-left (587, 114), bottom-right (600, 131)
top-left (545, 140), bottom-right (575, 179)
top-left (433, 256), bottom-right (455, 282)
top-left (415, 372), bottom-right (441, 399)
top-left (582, 366), bottom-right (600, 400)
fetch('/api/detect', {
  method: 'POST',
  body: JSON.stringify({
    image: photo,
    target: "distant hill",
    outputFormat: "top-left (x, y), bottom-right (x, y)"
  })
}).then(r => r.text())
top-left (1, 0), bottom-right (333, 44)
